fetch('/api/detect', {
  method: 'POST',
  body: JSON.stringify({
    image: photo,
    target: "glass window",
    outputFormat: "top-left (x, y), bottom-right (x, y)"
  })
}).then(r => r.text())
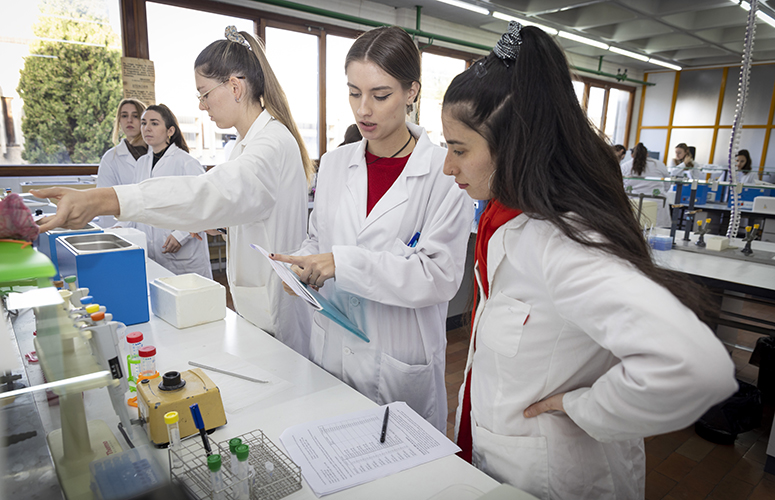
top-left (572, 81), bottom-right (585, 109)
top-left (265, 27), bottom-right (319, 158)
top-left (638, 129), bottom-right (668, 162)
top-left (419, 52), bottom-right (466, 147)
top-left (715, 128), bottom-right (766, 166)
top-left (2, 0), bottom-right (123, 164)
top-left (721, 65), bottom-right (775, 126)
top-left (641, 72), bottom-right (675, 127)
top-left (326, 34), bottom-right (356, 151)
top-left (587, 86), bottom-right (606, 132)
top-left (147, 2), bottom-right (252, 164)
top-left (672, 69), bottom-right (723, 126)
top-left (604, 88), bottom-right (631, 145)
top-left (669, 128), bottom-right (715, 164)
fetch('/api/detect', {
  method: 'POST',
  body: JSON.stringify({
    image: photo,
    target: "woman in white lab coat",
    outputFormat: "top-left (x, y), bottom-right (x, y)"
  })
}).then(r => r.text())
top-left (96, 98), bottom-right (147, 227)
top-left (442, 23), bottom-right (736, 499)
top-left (272, 27), bottom-right (473, 431)
top-left (32, 27), bottom-right (314, 356)
top-left (620, 143), bottom-right (671, 226)
top-left (128, 104), bottom-right (211, 278)
top-left (736, 149), bottom-right (759, 184)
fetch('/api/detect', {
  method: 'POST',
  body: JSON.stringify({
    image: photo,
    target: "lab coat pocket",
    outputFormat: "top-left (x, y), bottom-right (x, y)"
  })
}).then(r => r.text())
top-left (309, 312), bottom-right (328, 365)
top-left (377, 352), bottom-right (436, 420)
top-left (473, 425), bottom-right (549, 500)
top-left (390, 237), bottom-right (415, 258)
top-left (478, 292), bottom-right (530, 357)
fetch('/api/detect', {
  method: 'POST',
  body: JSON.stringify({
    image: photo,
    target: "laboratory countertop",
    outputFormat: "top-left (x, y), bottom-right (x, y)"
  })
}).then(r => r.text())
top-left (18, 260), bottom-right (504, 500)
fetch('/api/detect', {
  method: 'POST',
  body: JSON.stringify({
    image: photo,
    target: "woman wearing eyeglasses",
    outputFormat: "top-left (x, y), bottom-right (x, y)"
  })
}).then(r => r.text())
top-left (33, 27), bottom-right (314, 357)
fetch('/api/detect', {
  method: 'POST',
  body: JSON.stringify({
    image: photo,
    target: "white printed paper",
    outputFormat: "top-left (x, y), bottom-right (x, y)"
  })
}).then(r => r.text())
top-left (279, 402), bottom-right (461, 496)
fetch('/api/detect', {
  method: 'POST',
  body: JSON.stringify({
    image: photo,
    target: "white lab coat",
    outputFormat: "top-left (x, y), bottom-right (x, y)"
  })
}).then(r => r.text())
top-left (456, 214), bottom-right (737, 499)
top-left (115, 111), bottom-right (312, 355)
top-left (97, 139), bottom-right (142, 227)
top-left (297, 123), bottom-right (473, 431)
top-left (669, 162), bottom-right (703, 180)
top-left (737, 170), bottom-right (759, 185)
top-left (126, 144), bottom-right (212, 279)
top-left (621, 158), bottom-right (671, 227)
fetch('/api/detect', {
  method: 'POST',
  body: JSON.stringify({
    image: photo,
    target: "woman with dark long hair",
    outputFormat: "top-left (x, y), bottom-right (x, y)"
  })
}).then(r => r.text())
top-left (620, 142), bottom-right (670, 226)
top-left (33, 27), bottom-right (313, 357)
top-left (442, 23), bottom-right (735, 499)
top-left (736, 149), bottom-right (758, 184)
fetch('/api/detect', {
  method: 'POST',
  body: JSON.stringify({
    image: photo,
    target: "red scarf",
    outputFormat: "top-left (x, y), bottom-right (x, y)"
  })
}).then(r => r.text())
top-left (457, 199), bottom-right (522, 462)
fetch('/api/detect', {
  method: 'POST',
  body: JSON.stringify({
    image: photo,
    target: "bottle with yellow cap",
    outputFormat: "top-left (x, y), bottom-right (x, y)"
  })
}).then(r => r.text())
top-left (165, 411), bottom-right (182, 469)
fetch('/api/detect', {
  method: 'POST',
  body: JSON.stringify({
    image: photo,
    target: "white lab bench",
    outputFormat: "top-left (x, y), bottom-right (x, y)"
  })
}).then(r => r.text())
top-left (7, 259), bottom-right (510, 500)
top-left (652, 233), bottom-right (775, 474)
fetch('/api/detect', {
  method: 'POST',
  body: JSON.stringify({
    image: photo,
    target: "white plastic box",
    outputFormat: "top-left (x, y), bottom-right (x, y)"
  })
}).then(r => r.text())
top-left (149, 273), bottom-right (226, 329)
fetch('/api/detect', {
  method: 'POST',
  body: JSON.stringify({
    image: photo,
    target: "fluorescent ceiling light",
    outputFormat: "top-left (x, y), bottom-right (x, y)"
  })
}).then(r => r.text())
top-left (436, 0), bottom-right (489, 16)
top-left (649, 59), bottom-right (682, 71)
top-left (558, 31), bottom-right (609, 50)
top-left (492, 11), bottom-right (559, 35)
top-left (609, 46), bottom-right (650, 62)
top-left (757, 11), bottom-right (775, 28)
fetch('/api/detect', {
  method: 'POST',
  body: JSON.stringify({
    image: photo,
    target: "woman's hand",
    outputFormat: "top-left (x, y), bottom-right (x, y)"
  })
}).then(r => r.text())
top-left (524, 393), bottom-right (566, 418)
top-left (271, 253), bottom-right (335, 288)
top-left (162, 234), bottom-right (181, 253)
top-left (32, 187), bottom-right (120, 233)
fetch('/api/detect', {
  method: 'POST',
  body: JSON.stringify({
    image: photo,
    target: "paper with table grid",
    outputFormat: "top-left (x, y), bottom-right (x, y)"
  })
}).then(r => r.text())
top-left (279, 402), bottom-right (460, 496)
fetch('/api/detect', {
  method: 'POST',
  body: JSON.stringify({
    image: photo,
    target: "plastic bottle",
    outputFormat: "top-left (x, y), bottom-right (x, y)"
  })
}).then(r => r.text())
top-left (126, 332), bottom-right (143, 384)
top-left (235, 444), bottom-right (250, 500)
top-left (228, 438), bottom-right (242, 476)
top-left (138, 345), bottom-right (158, 379)
top-left (164, 411), bottom-right (182, 469)
top-left (207, 454), bottom-right (224, 500)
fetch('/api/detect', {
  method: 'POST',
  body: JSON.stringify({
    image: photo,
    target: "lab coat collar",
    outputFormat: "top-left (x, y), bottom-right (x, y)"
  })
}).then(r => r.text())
top-left (232, 110), bottom-right (274, 159)
top-left (486, 212), bottom-right (529, 286)
top-left (144, 142), bottom-right (182, 162)
top-left (347, 122), bottom-right (434, 233)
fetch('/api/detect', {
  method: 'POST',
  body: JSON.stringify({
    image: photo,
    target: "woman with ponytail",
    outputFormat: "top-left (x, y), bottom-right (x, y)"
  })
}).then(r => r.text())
top-left (34, 27), bottom-right (312, 357)
top-left (620, 142), bottom-right (670, 226)
top-left (442, 23), bottom-right (735, 498)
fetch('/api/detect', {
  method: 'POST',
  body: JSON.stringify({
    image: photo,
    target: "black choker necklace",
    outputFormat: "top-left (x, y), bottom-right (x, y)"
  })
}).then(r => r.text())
top-left (366, 131), bottom-right (414, 166)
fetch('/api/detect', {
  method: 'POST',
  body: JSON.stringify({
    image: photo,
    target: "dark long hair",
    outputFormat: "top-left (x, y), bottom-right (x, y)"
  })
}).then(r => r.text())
top-left (195, 30), bottom-right (314, 183)
top-left (145, 104), bottom-right (188, 153)
top-left (443, 25), bottom-right (711, 320)
top-left (345, 26), bottom-right (421, 113)
top-left (632, 143), bottom-right (648, 176)
top-left (737, 149), bottom-right (752, 173)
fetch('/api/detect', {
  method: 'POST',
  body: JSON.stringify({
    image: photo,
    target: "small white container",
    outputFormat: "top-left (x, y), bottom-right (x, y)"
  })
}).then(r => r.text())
top-left (150, 273), bottom-right (226, 329)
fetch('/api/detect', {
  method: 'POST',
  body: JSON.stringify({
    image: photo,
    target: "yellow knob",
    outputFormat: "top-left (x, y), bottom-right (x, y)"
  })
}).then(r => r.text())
top-left (754, 224), bottom-right (760, 229)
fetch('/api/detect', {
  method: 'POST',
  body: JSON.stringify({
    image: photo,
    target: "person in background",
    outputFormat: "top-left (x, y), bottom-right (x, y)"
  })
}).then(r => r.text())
top-left (272, 26), bottom-right (473, 432)
top-left (620, 142), bottom-right (670, 226)
top-left (613, 144), bottom-right (626, 163)
top-left (124, 104), bottom-right (211, 278)
top-left (442, 22), bottom-right (736, 499)
top-left (96, 98), bottom-right (147, 227)
top-left (669, 142), bottom-right (689, 168)
top-left (32, 27), bottom-right (313, 358)
top-left (736, 149), bottom-right (758, 184)
top-left (669, 143), bottom-right (701, 179)
top-left (338, 123), bottom-right (363, 147)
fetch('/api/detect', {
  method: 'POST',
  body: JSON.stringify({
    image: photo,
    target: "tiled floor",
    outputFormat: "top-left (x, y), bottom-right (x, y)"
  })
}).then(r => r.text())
top-left (444, 300), bottom-right (775, 499)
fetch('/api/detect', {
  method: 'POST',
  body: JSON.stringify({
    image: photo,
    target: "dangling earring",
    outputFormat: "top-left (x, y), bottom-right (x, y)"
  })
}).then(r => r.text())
top-left (235, 96), bottom-right (241, 103)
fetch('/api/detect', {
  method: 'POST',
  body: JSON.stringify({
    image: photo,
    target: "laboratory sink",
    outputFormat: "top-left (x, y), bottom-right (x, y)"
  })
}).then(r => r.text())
top-left (60, 233), bottom-right (134, 254)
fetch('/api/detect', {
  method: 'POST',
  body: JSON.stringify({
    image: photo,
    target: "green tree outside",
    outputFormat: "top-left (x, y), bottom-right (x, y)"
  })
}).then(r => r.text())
top-left (17, 0), bottom-right (122, 164)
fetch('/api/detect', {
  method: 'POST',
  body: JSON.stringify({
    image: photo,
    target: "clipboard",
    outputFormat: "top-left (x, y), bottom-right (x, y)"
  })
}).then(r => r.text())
top-left (250, 244), bottom-right (369, 343)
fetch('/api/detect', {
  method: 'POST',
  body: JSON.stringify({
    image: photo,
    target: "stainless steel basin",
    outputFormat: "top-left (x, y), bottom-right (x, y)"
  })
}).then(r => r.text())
top-left (47, 222), bottom-right (101, 235)
top-left (58, 233), bottom-right (136, 254)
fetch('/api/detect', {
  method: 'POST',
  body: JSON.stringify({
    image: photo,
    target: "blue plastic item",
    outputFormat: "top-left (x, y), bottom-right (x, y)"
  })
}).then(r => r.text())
top-left (35, 224), bottom-right (102, 280)
top-left (89, 447), bottom-right (164, 500)
top-left (648, 235), bottom-right (673, 251)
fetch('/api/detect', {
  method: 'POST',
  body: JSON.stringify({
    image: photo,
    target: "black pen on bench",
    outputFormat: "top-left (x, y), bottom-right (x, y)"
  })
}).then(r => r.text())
top-left (379, 406), bottom-right (390, 444)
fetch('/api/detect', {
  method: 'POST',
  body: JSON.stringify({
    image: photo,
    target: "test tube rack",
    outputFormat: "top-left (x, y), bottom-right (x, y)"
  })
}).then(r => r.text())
top-left (169, 429), bottom-right (302, 500)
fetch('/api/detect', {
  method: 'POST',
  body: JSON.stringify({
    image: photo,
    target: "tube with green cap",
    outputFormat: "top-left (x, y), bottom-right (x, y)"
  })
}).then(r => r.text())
top-left (208, 454), bottom-right (224, 500)
top-left (236, 444), bottom-right (250, 500)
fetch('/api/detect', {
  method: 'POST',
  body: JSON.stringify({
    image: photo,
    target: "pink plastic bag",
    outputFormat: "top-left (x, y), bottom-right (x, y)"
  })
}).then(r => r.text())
top-left (0, 193), bottom-right (40, 242)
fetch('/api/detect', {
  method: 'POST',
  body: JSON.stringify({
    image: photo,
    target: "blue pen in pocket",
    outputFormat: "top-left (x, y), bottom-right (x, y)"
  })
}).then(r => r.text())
top-left (408, 231), bottom-right (421, 248)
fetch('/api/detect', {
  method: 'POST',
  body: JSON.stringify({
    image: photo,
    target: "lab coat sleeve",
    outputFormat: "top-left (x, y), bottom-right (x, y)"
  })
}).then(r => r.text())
top-left (332, 183), bottom-right (473, 309)
top-left (294, 200), bottom-right (321, 257)
top-left (114, 135), bottom-right (283, 232)
top-left (539, 231), bottom-right (738, 442)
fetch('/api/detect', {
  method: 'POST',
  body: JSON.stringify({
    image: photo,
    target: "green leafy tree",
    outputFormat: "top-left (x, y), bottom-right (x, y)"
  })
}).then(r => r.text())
top-left (17, 0), bottom-right (122, 163)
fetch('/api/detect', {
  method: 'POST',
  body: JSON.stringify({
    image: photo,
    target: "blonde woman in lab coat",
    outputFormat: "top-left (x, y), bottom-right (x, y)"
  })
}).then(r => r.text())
top-left (33, 27), bottom-right (314, 357)
top-left (126, 104), bottom-right (211, 279)
top-left (272, 27), bottom-right (473, 432)
top-left (442, 23), bottom-right (736, 499)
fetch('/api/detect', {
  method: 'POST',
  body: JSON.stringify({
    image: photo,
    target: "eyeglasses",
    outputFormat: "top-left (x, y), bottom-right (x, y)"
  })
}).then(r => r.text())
top-left (195, 77), bottom-right (246, 107)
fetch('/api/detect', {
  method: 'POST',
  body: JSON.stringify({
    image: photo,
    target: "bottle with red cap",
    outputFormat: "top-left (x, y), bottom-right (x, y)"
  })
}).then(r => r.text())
top-left (138, 345), bottom-right (158, 379)
top-left (126, 332), bottom-right (143, 385)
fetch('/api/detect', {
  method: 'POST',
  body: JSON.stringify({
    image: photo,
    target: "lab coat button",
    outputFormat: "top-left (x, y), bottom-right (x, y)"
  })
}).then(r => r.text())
top-left (344, 347), bottom-right (353, 355)
top-left (349, 296), bottom-right (360, 307)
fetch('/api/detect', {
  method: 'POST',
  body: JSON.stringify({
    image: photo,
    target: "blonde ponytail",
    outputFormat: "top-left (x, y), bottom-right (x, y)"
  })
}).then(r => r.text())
top-left (242, 32), bottom-right (315, 185)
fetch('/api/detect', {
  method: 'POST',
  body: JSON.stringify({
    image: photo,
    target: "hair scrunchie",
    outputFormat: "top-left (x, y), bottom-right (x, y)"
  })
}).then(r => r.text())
top-left (225, 26), bottom-right (250, 48)
top-left (493, 21), bottom-right (523, 67)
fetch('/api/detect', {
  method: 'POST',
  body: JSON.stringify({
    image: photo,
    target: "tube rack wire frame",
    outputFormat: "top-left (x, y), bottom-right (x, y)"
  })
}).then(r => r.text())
top-left (169, 429), bottom-right (302, 500)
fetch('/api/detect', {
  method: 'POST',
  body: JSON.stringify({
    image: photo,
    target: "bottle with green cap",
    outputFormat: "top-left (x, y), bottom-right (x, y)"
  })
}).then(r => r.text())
top-left (165, 411), bottom-right (182, 469)
top-left (235, 444), bottom-right (250, 500)
top-left (208, 454), bottom-right (224, 500)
